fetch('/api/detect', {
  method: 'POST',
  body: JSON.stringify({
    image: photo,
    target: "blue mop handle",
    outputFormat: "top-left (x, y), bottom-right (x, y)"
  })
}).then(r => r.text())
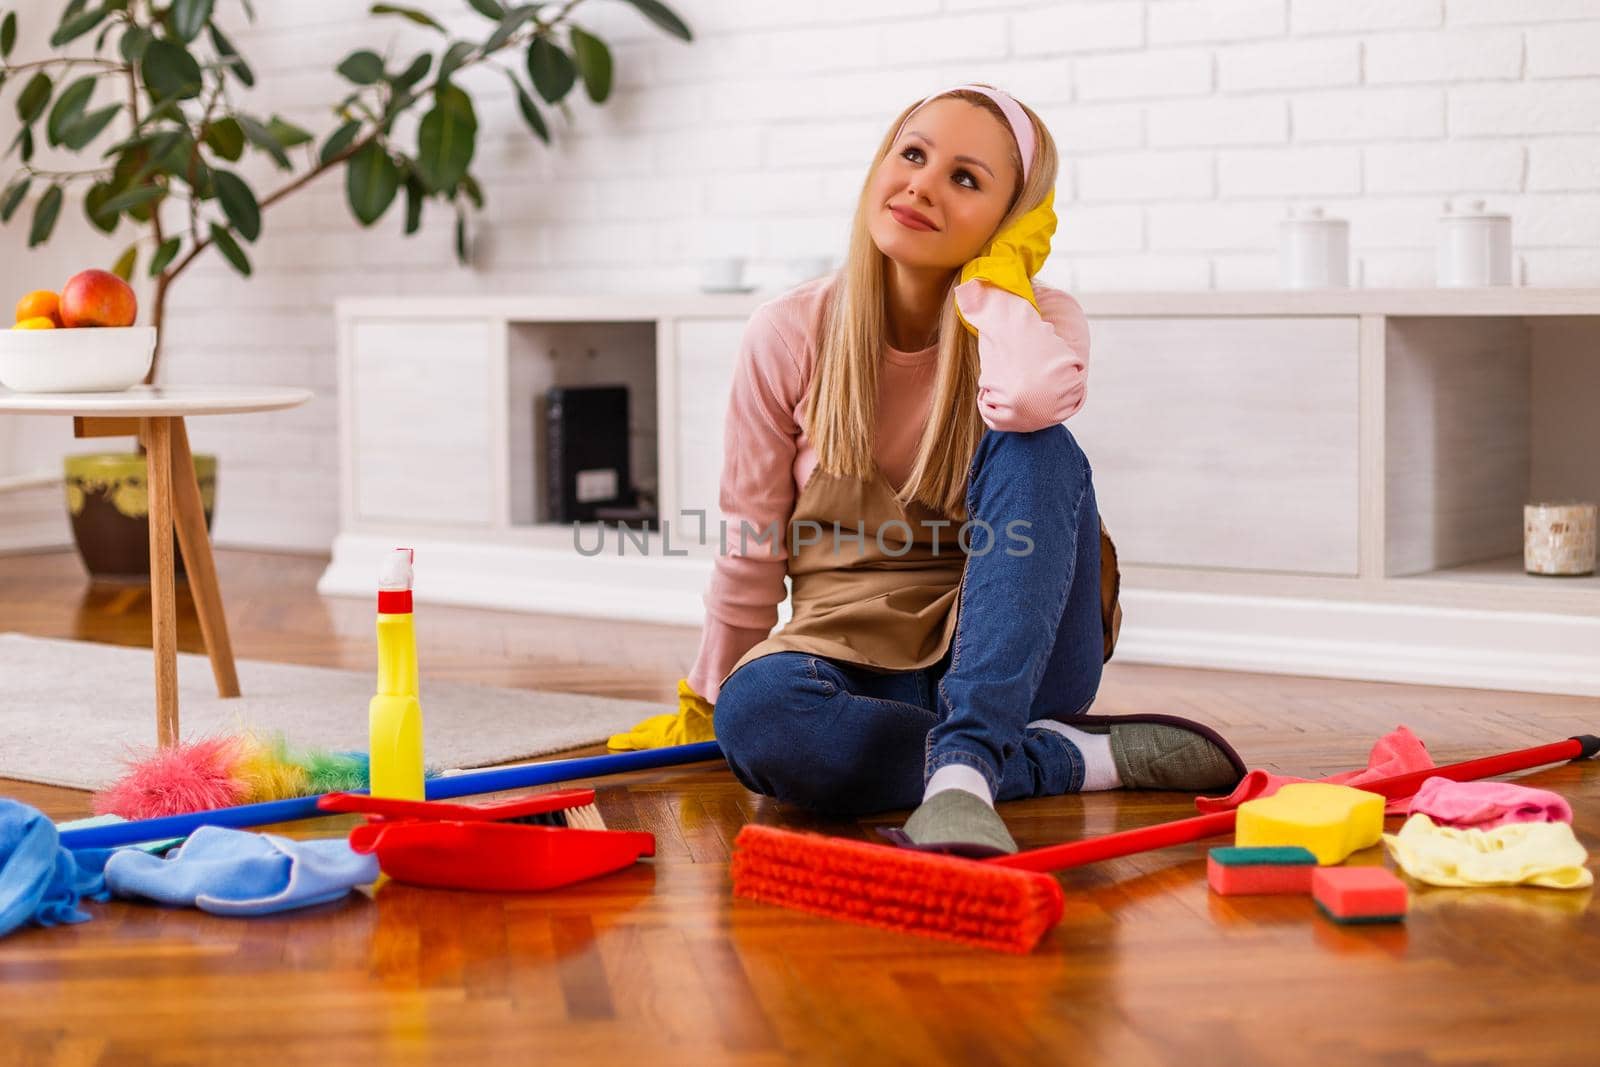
top-left (59, 742), bottom-right (724, 851)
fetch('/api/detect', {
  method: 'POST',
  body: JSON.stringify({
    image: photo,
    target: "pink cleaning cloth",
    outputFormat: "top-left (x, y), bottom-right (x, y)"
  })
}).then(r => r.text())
top-left (1195, 725), bottom-right (1434, 815)
top-left (1407, 776), bottom-right (1572, 830)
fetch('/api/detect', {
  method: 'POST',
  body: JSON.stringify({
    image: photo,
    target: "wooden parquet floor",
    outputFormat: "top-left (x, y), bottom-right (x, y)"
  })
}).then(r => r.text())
top-left (1, 548), bottom-right (1598, 1067)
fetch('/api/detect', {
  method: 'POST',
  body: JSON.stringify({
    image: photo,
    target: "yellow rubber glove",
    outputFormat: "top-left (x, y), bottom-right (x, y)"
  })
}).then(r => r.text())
top-left (606, 677), bottom-right (716, 751)
top-left (954, 189), bottom-right (1058, 336)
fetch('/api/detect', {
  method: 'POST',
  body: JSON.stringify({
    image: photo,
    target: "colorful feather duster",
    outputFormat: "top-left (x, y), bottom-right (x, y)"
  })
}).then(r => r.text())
top-left (94, 731), bottom-right (383, 821)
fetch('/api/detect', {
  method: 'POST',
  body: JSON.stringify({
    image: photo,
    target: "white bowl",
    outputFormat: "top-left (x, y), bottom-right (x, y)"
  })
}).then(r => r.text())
top-left (0, 326), bottom-right (156, 393)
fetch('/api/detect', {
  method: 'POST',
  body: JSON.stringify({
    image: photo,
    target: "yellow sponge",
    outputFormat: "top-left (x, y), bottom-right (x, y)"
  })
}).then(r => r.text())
top-left (1235, 782), bottom-right (1384, 865)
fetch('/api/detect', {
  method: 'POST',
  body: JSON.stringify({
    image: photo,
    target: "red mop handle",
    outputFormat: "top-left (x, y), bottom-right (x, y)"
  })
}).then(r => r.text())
top-left (990, 734), bottom-right (1600, 874)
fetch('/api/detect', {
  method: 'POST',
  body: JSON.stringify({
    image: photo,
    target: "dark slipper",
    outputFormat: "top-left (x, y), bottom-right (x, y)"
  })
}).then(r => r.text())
top-left (1068, 712), bottom-right (1248, 794)
top-left (877, 788), bottom-right (1019, 857)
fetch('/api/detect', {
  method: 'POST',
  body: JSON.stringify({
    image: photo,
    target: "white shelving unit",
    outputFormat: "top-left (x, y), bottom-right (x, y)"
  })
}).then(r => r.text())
top-left (321, 287), bottom-right (1600, 697)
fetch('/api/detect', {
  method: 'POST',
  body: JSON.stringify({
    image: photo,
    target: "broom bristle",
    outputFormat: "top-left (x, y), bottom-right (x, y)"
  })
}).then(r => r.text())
top-left (730, 824), bottom-right (1064, 954)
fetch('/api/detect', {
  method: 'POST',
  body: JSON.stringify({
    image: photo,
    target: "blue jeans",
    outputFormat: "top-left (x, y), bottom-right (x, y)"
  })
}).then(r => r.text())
top-left (714, 424), bottom-right (1105, 816)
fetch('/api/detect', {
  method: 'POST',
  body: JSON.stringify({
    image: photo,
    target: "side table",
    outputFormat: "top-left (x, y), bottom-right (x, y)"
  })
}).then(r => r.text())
top-left (0, 384), bottom-right (313, 747)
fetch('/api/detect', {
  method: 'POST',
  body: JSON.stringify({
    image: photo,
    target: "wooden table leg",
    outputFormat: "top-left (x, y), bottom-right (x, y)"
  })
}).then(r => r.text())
top-left (170, 417), bottom-right (241, 698)
top-left (142, 417), bottom-right (180, 748)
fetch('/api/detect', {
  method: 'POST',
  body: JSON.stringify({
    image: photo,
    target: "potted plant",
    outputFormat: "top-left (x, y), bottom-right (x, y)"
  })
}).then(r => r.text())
top-left (0, 0), bottom-right (692, 578)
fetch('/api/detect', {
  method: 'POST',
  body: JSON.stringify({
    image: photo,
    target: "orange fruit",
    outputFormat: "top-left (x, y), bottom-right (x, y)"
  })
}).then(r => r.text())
top-left (15, 289), bottom-right (62, 326)
top-left (15, 316), bottom-right (57, 329)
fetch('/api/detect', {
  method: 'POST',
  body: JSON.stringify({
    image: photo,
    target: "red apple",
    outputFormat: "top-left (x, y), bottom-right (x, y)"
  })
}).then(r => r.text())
top-left (59, 269), bottom-right (138, 328)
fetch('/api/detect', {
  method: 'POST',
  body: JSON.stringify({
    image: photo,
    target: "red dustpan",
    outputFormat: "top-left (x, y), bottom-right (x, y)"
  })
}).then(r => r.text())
top-left (321, 790), bottom-right (656, 892)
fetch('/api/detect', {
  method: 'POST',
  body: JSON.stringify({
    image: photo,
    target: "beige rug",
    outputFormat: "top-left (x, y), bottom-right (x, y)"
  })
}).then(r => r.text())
top-left (0, 633), bottom-right (663, 792)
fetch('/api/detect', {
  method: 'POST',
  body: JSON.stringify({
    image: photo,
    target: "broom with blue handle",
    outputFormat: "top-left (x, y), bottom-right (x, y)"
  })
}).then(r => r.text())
top-left (59, 742), bottom-right (723, 851)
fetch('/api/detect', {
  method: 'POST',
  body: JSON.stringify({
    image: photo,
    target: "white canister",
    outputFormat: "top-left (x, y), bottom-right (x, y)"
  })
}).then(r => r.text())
top-left (1524, 501), bottom-right (1597, 577)
top-left (1437, 200), bottom-right (1513, 287)
top-left (1278, 206), bottom-right (1349, 289)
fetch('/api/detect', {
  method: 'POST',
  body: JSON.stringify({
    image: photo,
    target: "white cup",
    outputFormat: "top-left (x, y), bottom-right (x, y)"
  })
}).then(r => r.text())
top-left (1437, 200), bottom-right (1513, 287)
top-left (699, 257), bottom-right (747, 292)
top-left (1278, 205), bottom-right (1349, 289)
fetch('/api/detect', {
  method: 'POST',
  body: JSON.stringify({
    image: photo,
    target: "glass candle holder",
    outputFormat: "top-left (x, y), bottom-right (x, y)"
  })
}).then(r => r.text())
top-left (1524, 501), bottom-right (1597, 576)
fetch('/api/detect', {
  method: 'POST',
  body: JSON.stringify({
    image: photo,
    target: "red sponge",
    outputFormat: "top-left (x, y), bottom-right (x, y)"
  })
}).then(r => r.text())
top-left (1207, 846), bottom-right (1317, 895)
top-left (1312, 866), bottom-right (1408, 924)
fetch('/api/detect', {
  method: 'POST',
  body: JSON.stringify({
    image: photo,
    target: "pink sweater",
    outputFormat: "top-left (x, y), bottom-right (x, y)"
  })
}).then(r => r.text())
top-left (686, 274), bottom-right (1091, 702)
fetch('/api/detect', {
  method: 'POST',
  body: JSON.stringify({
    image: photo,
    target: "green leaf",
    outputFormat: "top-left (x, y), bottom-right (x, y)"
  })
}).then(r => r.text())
top-left (268, 115), bottom-right (312, 148)
top-left (111, 243), bottom-right (138, 281)
top-left (436, 40), bottom-right (475, 85)
top-left (29, 185), bottom-right (63, 247)
top-left (131, 97), bottom-right (183, 134)
top-left (454, 208), bottom-right (468, 262)
top-left (369, 3), bottom-right (445, 32)
top-left (345, 140), bottom-right (400, 225)
top-left (168, 0), bottom-right (215, 43)
top-left (484, 5), bottom-right (541, 53)
top-left (47, 76), bottom-right (96, 147)
top-left (11, 127), bottom-right (35, 164)
top-left (319, 120), bottom-right (361, 165)
top-left (508, 75), bottom-right (548, 143)
top-left (208, 23), bottom-right (254, 87)
top-left (236, 114), bottom-right (290, 169)
top-left (63, 104), bottom-right (120, 150)
top-left (415, 83), bottom-right (477, 193)
top-left (83, 181), bottom-right (117, 232)
top-left (337, 49), bottom-right (385, 85)
top-left (17, 73), bottom-right (52, 124)
top-left (203, 117), bottom-right (245, 161)
top-left (621, 0), bottom-right (691, 42)
top-left (1, 12), bottom-right (17, 58)
top-left (208, 222), bottom-right (252, 276)
top-left (149, 236), bottom-right (182, 276)
top-left (119, 25), bottom-right (150, 64)
top-left (460, 172), bottom-right (483, 209)
top-left (527, 35), bottom-right (575, 104)
top-left (142, 39), bottom-right (204, 100)
top-left (99, 183), bottom-right (165, 215)
top-left (467, 0), bottom-right (505, 17)
top-left (569, 26), bottom-right (611, 104)
top-left (0, 177), bottom-right (30, 223)
top-left (213, 169), bottom-right (261, 241)
top-left (50, 5), bottom-right (109, 48)
top-left (391, 52), bottom-right (432, 93)
top-left (402, 173), bottom-right (424, 235)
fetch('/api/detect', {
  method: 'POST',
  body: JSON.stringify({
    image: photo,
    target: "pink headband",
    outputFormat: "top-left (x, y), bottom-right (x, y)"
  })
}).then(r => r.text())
top-left (892, 84), bottom-right (1037, 185)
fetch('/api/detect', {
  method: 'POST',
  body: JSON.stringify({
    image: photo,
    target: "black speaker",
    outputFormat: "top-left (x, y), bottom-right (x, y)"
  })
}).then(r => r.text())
top-left (543, 384), bottom-right (634, 523)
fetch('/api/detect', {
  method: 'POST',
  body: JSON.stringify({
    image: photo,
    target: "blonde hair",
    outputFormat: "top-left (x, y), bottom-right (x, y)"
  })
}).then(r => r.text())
top-left (803, 86), bottom-right (1059, 521)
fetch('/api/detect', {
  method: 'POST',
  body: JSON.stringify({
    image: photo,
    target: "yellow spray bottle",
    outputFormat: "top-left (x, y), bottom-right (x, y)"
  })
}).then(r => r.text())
top-left (370, 547), bottom-right (424, 800)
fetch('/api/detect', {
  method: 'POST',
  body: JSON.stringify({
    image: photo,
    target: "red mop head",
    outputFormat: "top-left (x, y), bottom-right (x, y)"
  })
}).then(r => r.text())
top-left (731, 824), bottom-right (1064, 954)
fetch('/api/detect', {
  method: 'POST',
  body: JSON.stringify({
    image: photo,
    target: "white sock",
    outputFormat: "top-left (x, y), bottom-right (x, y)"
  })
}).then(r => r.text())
top-left (923, 763), bottom-right (994, 807)
top-left (1027, 719), bottom-right (1122, 792)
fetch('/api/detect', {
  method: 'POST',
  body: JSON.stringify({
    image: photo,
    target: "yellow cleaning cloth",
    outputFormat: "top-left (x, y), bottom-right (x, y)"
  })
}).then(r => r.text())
top-left (954, 190), bottom-right (1057, 336)
top-left (606, 677), bottom-right (716, 751)
top-left (1383, 813), bottom-right (1594, 890)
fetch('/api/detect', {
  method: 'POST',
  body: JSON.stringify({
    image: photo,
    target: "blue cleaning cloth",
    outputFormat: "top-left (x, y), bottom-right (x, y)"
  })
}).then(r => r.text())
top-left (104, 827), bottom-right (379, 916)
top-left (0, 798), bottom-right (108, 938)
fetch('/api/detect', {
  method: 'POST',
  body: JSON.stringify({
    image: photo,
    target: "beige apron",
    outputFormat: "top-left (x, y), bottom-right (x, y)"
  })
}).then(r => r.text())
top-left (719, 463), bottom-right (1125, 693)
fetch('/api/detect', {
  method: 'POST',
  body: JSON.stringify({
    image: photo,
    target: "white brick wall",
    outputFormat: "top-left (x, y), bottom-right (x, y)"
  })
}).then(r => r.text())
top-left (2, 0), bottom-right (1598, 553)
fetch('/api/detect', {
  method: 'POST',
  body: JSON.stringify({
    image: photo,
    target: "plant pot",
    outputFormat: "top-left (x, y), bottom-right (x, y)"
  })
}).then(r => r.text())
top-left (64, 452), bottom-right (217, 581)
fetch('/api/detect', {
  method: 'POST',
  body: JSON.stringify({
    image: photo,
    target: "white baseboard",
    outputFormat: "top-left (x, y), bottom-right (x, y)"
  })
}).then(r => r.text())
top-left (318, 533), bottom-right (1600, 697)
top-left (1113, 589), bottom-right (1600, 698)
top-left (318, 531), bottom-right (734, 626)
